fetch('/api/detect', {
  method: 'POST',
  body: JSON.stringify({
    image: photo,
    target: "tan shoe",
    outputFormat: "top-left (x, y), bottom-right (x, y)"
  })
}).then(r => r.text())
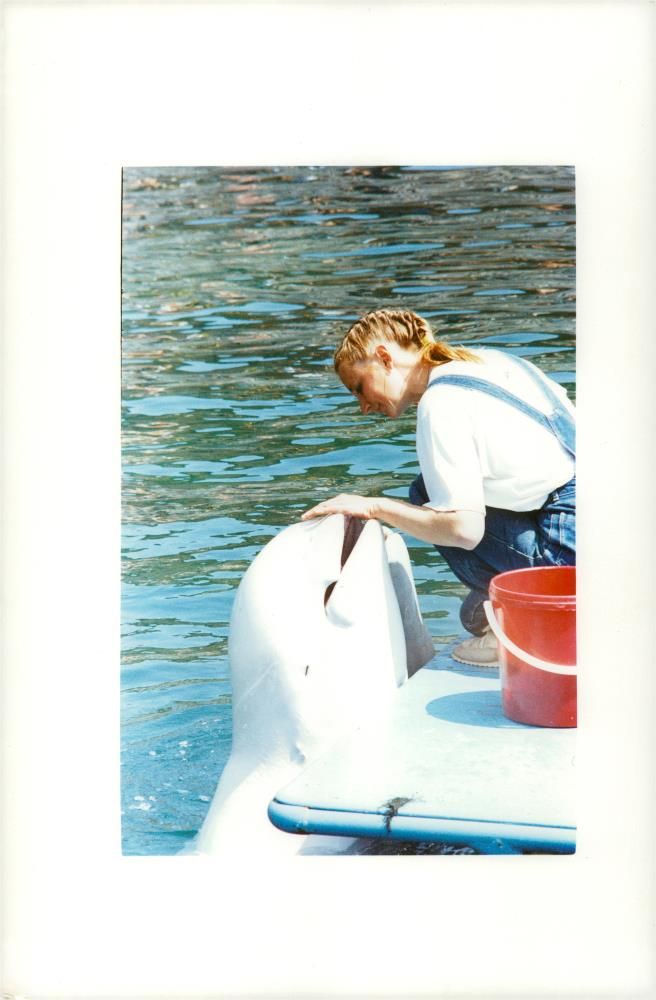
top-left (452, 628), bottom-right (499, 667)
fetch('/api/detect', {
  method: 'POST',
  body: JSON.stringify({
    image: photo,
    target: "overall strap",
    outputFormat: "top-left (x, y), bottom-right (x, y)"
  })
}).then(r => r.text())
top-left (507, 353), bottom-right (572, 416)
top-left (506, 353), bottom-right (575, 458)
top-left (427, 360), bottom-right (575, 458)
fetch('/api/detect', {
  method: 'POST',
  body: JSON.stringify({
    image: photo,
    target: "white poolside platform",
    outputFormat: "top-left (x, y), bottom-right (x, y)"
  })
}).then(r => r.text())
top-left (268, 647), bottom-right (576, 854)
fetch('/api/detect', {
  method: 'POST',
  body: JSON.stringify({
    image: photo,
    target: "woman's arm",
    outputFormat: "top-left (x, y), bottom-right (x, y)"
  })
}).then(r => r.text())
top-left (301, 494), bottom-right (484, 550)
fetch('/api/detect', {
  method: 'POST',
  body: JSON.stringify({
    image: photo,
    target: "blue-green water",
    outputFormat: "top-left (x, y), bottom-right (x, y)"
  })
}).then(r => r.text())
top-left (121, 165), bottom-right (575, 855)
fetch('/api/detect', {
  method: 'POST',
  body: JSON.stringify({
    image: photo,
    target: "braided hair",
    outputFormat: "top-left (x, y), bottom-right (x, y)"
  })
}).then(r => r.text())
top-left (333, 309), bottom-right (480, 374)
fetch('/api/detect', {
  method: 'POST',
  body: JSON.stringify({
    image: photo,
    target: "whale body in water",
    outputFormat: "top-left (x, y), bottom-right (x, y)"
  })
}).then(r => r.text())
top-left (192, 514), bottom-right (434, 856)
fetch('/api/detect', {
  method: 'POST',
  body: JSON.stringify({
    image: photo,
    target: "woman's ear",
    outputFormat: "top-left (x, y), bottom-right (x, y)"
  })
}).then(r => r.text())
top-left (375, 343), bottom-right (393, 369)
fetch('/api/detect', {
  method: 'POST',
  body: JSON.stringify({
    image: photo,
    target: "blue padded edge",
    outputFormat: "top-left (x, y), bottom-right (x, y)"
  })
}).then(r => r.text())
top-left (268, 799), bottom-right (576, 855)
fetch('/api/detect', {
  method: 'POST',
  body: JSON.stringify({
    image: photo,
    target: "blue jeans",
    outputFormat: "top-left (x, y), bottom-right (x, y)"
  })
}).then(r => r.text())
top-left (409, 475), bottom-right (576, 636)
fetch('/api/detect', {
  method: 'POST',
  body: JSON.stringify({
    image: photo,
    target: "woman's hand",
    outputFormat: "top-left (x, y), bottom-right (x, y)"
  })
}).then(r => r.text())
top-left (302, 494), bottom-right (485, 549)
top-left (301, 494), bottom-right (381, 522)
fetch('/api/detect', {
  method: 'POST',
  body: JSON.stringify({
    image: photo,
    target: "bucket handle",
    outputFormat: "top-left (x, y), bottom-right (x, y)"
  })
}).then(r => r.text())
top-left (483, 601), bottom-right (577, 676)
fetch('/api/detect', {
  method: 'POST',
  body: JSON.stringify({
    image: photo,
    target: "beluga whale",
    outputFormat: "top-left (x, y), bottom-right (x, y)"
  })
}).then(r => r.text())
top-left (191, 513), bottom-right (434, 856)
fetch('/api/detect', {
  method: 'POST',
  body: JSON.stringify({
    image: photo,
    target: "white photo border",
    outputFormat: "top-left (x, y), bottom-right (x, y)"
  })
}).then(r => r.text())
top-left (2, 2), bottom-right (655, 997)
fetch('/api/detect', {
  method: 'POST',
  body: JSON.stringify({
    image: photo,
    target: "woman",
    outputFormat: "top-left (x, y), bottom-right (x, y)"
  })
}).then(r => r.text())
top-left (302, 309), bottom-right (575, 667)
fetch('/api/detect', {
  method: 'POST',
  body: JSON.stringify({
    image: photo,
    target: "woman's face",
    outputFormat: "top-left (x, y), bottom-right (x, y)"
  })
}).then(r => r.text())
top-left (339, 350), bottom-right (408, 419)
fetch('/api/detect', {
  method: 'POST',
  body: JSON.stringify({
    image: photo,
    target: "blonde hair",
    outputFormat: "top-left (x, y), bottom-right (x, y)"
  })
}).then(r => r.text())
top-left (334, 309), bottom-right (480, 374)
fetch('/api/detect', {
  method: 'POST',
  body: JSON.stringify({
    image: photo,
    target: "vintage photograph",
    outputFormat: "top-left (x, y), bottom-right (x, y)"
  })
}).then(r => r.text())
top-left (5, 0), bottom-right (654, 993)
top-left (121, 165), bottom-right (576, 857)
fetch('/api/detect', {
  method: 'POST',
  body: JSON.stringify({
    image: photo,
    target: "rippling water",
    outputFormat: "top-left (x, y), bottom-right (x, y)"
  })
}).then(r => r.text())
top-left (121, 165), bottom-right (575, 854)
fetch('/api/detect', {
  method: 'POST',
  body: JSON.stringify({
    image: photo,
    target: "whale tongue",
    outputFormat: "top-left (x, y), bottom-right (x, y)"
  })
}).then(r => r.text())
top-left (324, 515), bottom-right (366, 606)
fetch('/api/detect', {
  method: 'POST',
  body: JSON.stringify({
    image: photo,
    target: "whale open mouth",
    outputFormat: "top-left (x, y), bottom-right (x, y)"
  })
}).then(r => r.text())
top-left (324, 515), bottom-right (366, 606)
top-left (340, 514), bottom-right (366, 568)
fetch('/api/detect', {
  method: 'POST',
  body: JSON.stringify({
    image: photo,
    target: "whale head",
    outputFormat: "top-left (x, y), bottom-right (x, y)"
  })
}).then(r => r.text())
top-left (229, 514), bottom-right (409, 765)
top-left (193, 514), bottom-right (433, 855)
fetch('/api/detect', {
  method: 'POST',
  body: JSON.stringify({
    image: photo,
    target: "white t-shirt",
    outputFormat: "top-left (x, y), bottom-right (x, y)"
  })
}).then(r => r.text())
top-left (415, 349), bottom-right (575, 514)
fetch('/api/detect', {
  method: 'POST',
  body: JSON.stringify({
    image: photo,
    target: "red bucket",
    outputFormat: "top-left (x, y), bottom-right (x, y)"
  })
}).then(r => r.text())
top-left (485, 566), bottom-right (576, 728)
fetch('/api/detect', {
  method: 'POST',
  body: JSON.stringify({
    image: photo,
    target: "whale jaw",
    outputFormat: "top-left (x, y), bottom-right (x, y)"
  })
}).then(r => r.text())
top-left (193, 514), bottom-right (433, 856)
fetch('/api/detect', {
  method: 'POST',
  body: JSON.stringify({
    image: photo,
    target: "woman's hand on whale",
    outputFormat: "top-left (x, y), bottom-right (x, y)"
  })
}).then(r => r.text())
top-left (302, 494), bottom-right (485, 550)
top-left (301, 494), bottom-right (380, 522)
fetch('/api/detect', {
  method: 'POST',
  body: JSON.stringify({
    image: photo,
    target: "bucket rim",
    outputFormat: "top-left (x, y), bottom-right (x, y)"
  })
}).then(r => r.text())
top-left (489, 565), bottom-right (576, 608)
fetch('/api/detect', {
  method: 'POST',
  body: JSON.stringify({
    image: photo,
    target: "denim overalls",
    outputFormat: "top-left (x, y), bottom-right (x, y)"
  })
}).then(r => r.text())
top-left (409, 355), bottom-right (576, 636)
